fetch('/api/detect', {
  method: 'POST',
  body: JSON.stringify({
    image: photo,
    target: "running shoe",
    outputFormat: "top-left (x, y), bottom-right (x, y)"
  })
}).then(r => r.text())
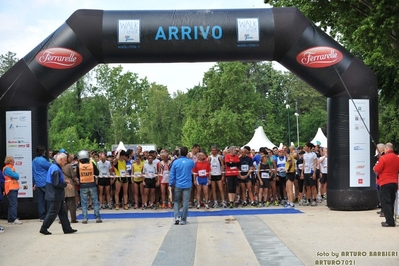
top-left (242, 201), bottom-right (247, 207)
top-left (234, 201), bottom-right (239, 208)
top-left (8, 219), bottom-right (22, 225)
top-left (162, 203), bottom-right (166, 209)
top-left (197, 204), bottom-right (200, 209)
top-left (311, 200), bottom-right (317, 206)
top-left (229, 202), bottom-right (234, 209)
top-left (266, 201), bottom-right (271, 207)
top-left (108, 204), bottom-right (113, 210)
top-left (274, 201), bottom-right (279, 206)
top-left (251, 201), bottom-right (257, 207)
top-left (0, 226), bottom-right (4, 233)
top-left (124, 204), bottom-right (129, 210)
top-left (222, 202), bottom-right (227, 208)
top-left (115, 205), bottom-right (120, 210)
top-left (213, 202), bottom-right (218, 208)
top-left (188, 202), bottom-right (193, 208)
top-left (258, 202), bottom-right (263, 207)
top-left (205, 204), bottom-right (209, 209)
top-left (303, 200), bottom-right (310, 206)
top-left (168, 203), bottom-right (173, 209)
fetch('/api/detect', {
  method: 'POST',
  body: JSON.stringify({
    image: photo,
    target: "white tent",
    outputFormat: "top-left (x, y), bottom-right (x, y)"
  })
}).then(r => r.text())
top-left (243, 126), bottom-right (276, 151)
top-left (311, 128), bottom-right (327, 148)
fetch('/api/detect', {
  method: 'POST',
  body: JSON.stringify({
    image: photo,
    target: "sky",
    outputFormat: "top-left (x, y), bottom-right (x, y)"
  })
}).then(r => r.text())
top-left (0, 0), bottom-right (286, 95)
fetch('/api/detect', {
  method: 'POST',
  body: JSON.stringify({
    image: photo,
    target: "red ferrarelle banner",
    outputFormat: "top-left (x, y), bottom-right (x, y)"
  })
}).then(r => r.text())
top-left (35, 47), bottom-right (83, 69)
top-left (296, 46), bottom-right (343, 68)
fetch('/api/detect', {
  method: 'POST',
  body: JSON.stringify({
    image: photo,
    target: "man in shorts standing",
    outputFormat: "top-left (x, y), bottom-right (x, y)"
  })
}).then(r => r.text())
top-left (301, 143), bottom-right (318, 206)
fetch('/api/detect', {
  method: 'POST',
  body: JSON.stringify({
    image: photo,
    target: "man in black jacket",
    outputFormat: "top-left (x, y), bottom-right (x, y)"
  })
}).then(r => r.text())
top-left (40, 153), bottom-right (77, 235)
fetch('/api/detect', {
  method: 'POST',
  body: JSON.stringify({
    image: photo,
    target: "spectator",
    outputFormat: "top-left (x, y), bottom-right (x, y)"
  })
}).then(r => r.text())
top-left (32, 145), bottom-right (51, 222)
top-left (3, 156), bottom-right (22, 225)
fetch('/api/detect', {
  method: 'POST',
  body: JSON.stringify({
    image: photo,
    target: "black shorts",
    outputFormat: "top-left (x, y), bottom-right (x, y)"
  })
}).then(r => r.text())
top-left (286, 173), bottom-right (295, 182)
top-left (304, 173), bottom-right (316, 186)
top-left (97, 177), bottom-right (111, 186)
top-left (226, 176), bottom-right (238, 193)
top-left (144, 178), bottom-right (156, 189)
top-left (238, 176), bottom-right (251, 184)
top-left (116, 177), bottom-right (129, 184)
top-left (259, 178), bottom-right (270, 189)
top-left (134, 180), bottom-right (142, 186)
top-left (320, 173), bottom-right (328, 184)
top-left (211, 175), bottom-right (222, 182)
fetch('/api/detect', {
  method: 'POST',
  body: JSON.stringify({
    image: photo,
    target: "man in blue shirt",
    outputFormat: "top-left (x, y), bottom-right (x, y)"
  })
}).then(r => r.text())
top-left (32, 145), bottom-right (52, 221)
top-left (169, 146), bottom-right (195, 225)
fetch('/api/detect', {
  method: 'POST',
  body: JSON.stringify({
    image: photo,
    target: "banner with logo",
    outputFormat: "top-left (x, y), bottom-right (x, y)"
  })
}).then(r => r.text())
top-left (349, 100), bottom-right (370, 187)
top-left (5, 111), bottom-right (33, 198)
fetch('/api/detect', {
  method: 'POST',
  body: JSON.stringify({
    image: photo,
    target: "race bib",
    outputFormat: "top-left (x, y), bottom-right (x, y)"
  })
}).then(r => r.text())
top-left (241, 165), bottom-right (249, 172)
top-left (304, 165), bottom-right (311, 174)
top-left (198, 170), bottom-right (207, 176)
top-left (126, 164), bottom-right (132, 171)
top-left (134, 172), bottom-right (141, 177)
top-left (211, 163), bottom-right (218, 168)
top-left (119, 170), bottom-right (126, 177)
top-left (261, 172), bottom-right (270, 179)
top-left (147, 171), bottom-right (155, 178)
top-left (277, 167), bottom-right (285, 172)
top-left (230, 166), bottom-right (237, 170)
top-left (163, 170), bottom-right (170, 180)
top-left (298, 164), bottom-right (303, 170)
top-left (101, 172), bottom-right (107, 176)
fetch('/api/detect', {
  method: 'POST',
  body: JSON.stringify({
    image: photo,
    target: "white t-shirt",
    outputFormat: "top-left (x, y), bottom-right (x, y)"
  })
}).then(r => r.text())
top-left (97, 160), bottom-right (111, 177)
top-left (320, 156), bottom-right (328, 174)
top-left (303, 152), bottom-right (317, 174)
top-left (209, 155), bottom-right (222, 175)
top-left (143, 162), bottom-right (157, 178)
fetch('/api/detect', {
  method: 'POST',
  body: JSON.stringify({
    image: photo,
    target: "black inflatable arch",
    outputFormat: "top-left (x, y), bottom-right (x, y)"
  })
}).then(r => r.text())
top-left (0, 8), bottom-right (378, 216)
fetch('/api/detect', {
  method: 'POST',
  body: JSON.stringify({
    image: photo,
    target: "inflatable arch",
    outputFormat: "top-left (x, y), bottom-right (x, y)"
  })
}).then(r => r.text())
top-left (0, 8), bottom-right (378, 217)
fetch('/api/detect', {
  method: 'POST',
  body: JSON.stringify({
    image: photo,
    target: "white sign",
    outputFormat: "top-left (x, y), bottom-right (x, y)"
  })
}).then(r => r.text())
top-left (5, 111), bottom-right (33, 198)
top-left (236, 18), bottom-right (260, 42)
top-left (349, 100), bottom-right (370, 187)
top-left (118, 19), bottom-right (141, 43)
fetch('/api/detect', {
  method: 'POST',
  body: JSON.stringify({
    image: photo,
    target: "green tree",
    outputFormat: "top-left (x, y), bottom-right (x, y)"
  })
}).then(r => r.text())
top-left (0, 51), bottom-right (18, 75)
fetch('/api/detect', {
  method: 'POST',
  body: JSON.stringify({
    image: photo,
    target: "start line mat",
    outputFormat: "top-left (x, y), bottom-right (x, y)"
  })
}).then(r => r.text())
top-left (77, 208), bottom-right (303, 220)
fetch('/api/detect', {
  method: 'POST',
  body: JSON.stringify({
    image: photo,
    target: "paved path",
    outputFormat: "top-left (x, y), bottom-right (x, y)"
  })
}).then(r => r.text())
top-left (1, 202), bottom-right (399, 266)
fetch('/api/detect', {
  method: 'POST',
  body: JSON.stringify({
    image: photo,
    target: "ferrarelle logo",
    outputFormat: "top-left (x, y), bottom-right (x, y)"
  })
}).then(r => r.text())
top-left (296, 46), bottom-right (343, 68)
top-left (35, 48), bottom-right (83, 69)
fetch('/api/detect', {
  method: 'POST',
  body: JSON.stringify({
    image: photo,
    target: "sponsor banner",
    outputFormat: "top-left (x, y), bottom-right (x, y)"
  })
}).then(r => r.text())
top-left (35, 47), bottom-right (83, 69)
top-left (118, 19), bottom-right (141, 43)
top-left (236, 18), bottom-right (260, 42)
top-left (349, 100), bottom-right (370, 187)
top-left (296, 46), bottom-right (343, 68)
top-left (6, 111), bottom-right (33, 198)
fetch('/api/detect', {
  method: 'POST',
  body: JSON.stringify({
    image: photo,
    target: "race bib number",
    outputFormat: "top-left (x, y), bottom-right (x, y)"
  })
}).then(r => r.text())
top-left (126, 164), bottom-right (132, 171)
top-left (101, 172), bottom-right (107, 176)
top-left (298, 164), bottom-right (303, 170)
top-left (211, 163), bottom-right (218, 168)
top-left (241, 165), bottom-right (249, 172)
top-left (198, 170), bottom-right (207, 176)
top-left (230, 166), bottom-right (237, 170)
top-left (119, 170), bottom-right (126, 177)
top-left (261, 172), bottom-right (270, 179)
top-left (147, 171), bottom-right (155, 178)
top-left (134, 172), bottom-right (141, 177)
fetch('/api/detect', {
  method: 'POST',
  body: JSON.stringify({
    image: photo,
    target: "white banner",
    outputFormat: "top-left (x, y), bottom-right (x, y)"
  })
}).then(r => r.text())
top-left (5, 111), bottom-right (33, 198)
top-left (349, 99), bottom-right (370, 187)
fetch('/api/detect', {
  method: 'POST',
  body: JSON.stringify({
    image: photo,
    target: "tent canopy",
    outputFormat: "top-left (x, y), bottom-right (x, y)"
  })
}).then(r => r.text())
top-left (243, 126), bottom-right (276, 151)
top-left (311, 128), bottom-right (327, 148)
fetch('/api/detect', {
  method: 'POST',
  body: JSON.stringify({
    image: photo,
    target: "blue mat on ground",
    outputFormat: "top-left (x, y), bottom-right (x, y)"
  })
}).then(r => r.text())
top-left (77, 208), bottom-right (302, 219)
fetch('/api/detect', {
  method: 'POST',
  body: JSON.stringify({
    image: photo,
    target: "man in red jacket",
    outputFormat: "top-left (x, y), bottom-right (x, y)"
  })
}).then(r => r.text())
top-left (373, 143), bottom-right (399, 227)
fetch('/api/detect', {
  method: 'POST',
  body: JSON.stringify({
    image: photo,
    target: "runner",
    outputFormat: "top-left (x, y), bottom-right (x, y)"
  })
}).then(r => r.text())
top-left (301, 142), bottom-right (318, 206)
top-left (209, 146), bottom-right (226, 208)
top-left (225, 146), bottom-right (240, 208)
top-left (193, 152), bottom-right (211, 209)
top-left (132, 155), bottom-right (144, 209)
top-left (142, 154), bottom-right (159, 209)
top-left (158, 152), bottom-right (172, 209)
top-left (238, 146), bottom-right (256, 207)
top-left (319, 147), bottom-right (328, 201)
top-left (257, 155), bottom-right (271, 207)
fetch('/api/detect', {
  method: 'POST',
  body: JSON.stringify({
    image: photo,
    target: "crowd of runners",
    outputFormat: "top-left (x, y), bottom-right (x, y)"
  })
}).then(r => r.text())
top-left (48, 142), bottom-right (327, 213)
